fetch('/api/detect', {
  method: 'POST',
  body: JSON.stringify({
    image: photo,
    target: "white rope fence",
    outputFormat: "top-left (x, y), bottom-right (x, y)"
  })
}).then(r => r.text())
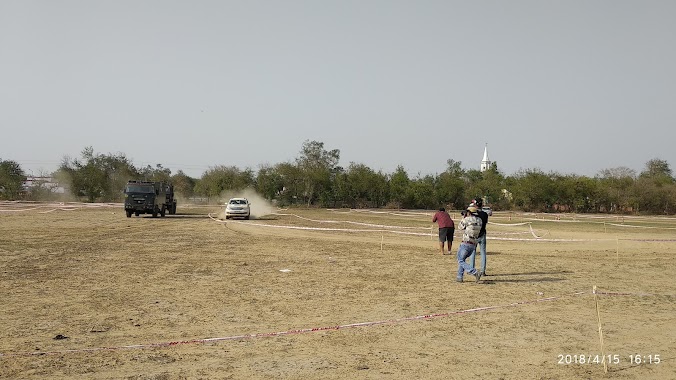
top-left (274, 212), bottom-right (432, 230)
top-left (208, 214), bottom-right (625, 242)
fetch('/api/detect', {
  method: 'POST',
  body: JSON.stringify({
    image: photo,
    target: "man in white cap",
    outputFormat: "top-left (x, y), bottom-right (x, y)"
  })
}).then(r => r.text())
top-left (456, 203), bottom-right (483, 282)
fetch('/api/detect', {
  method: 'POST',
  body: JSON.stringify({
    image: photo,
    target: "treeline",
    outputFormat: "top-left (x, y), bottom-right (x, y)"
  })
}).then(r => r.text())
top-left (2, 141), bottom-right (675, 214)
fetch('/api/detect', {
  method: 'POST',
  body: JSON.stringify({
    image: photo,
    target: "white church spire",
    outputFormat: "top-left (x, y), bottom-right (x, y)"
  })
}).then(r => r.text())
top-left (480, 144), bottom-right (491, 172)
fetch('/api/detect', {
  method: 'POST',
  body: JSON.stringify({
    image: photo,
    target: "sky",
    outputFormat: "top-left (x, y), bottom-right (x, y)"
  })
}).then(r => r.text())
top-left (1, 0), bottom-right (675, 179)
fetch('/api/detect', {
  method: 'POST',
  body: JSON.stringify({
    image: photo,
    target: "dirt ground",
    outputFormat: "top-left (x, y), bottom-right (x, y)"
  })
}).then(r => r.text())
top-left (1, 202), bottom-right (675, 379)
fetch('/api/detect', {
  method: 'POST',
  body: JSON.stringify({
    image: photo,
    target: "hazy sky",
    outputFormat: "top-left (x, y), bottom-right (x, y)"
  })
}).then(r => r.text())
top-left (1, 0), bottom-right (675, 178)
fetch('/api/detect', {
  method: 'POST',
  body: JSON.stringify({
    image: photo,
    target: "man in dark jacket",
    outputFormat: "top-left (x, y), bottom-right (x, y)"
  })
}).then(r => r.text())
top-left (469, 198), bottom-right (489, 276)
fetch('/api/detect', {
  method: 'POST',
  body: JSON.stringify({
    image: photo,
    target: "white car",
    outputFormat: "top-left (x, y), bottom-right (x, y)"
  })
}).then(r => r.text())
top-left (225, 198), bottom-right (251, 219)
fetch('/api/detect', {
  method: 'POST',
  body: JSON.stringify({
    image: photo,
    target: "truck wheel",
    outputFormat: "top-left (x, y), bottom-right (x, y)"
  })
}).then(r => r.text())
top-left (126, 210), bottom-right (132, 218)
top-left (160, 206), bottom-right (166, 217)
top-left (135, 212), bottom-right (140, 217)
top-left (152, 208), bottom-right (158, 218)
top-left (245, 214), bottom-right (250, 220)
top-left (172, 203), bottom-right (177, 214)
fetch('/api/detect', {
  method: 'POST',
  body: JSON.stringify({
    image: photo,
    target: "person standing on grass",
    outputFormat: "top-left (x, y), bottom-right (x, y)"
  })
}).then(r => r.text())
top-left (456, 204), bottom-right (483, 283)
top-left (469, 198), bottom-right (490, 276)
top-left (432, 207), bottom-right (455, 255)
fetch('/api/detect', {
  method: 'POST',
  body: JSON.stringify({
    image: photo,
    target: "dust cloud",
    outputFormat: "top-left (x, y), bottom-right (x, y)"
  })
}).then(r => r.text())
top-left (219, 188), bottom-right (277, 219)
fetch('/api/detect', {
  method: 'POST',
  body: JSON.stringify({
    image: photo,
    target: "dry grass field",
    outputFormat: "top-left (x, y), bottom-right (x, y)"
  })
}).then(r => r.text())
top-left (1, 202), bottom-right (675, 379)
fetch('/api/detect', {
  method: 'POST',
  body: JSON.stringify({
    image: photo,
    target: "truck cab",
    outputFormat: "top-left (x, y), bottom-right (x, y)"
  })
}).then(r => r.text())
top-left (124, 181), bottom-right (167, 218)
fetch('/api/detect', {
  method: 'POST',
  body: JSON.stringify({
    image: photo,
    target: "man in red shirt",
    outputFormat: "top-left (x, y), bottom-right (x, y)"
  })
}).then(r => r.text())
top-left (432, 207), bottom-right (455, 255)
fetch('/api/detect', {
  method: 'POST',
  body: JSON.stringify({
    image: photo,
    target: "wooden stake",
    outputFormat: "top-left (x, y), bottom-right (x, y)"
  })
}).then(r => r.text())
top-left (430, 226), bottom-right (434, 240)
top-left (616, 236), bottom-right (619, 264)
top-left (381, 235), bottom-right (384, 251)
top-left (593, 286), bottom-right (608, 374)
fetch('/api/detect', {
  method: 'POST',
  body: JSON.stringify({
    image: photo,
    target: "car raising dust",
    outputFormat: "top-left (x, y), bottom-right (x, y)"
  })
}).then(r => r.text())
top-left (224, 197), bottom-right (251, 219)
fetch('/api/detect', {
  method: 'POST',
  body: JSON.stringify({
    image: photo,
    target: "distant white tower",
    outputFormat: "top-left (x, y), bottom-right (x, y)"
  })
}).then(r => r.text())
top-left (480, 144), bottom-right (491, 172)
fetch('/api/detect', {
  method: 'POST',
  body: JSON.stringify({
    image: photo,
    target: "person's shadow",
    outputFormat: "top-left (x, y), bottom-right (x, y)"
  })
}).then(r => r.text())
top-left (496, 270), bottom-right (573, 276)
top-left (479, 270), bottom-right (572, 284)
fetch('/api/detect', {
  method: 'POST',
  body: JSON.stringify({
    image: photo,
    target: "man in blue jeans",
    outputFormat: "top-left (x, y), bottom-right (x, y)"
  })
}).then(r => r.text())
top-left (456, 204), bottom-right (483, 283)
top-left (469, 198), bottom-right (489, 276)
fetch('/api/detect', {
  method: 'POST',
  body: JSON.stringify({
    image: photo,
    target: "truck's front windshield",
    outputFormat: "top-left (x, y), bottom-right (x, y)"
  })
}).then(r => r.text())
top-left (125, 185), bottom-right (155, 194)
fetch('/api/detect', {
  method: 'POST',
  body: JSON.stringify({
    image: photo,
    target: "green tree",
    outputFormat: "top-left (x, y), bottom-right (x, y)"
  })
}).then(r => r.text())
top-left (275, 162), bottom-right (304, 206)
top-left (509, 169), bottom-right (557, 212)
top-left (370, 170), bottom-right (390, 208)
top-left (636, 159), bottom-right (675, 213)
top-left (346, 163), bottom-right (372, 207)
top-left (462, 165), bottom-right (505, 210)
top-left (342, 163), bottom-right (389, 208)
top-left (332, 169), bottom-right (351, 207)
top-left (317, 165), bottom-right (343, 208)
top-left (100, 153), bottom-right (140, 201)
top-left (641, 159), bottom-right (673, 179)
top-left (57, 147), bottom-right (138, 202)
top-left (554, 175), bottom-right (598, 212)
top-left (479, 165), bottom-right (507, 209)
top-left (171, 170), bottom-right (196, 198)
top-left (435, 160), bottom-right (466, 210)
top-left (296, 140), bottom-right (340, 206)
top-left (640, 159), bottom-right (674, 185)
top-left (389, 165), bottom-right (411, 208)
top-left (597, 167), bottom-right (636, 213)
top-left (0, 159), bottom-right (26, 200)
top-left (255, 164), bottom-right (285, 201)
top-left (195, 165), bottom-right (254, 201)
top-left (141, 164), bottom-right (172, 183)
top-left (461, 169), bottom-right (485, 206)
top-left (409, 175), bottom-right (436, 209)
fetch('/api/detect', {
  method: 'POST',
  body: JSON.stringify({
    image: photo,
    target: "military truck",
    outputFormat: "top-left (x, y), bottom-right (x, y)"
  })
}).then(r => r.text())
top-left (124, 180), bottom-right (177, 217)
